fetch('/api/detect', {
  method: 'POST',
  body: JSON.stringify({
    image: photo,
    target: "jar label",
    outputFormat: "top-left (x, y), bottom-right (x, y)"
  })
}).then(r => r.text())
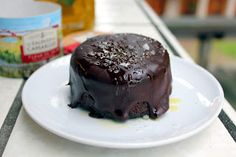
top-left (21, 27), bottom-right (59, 63)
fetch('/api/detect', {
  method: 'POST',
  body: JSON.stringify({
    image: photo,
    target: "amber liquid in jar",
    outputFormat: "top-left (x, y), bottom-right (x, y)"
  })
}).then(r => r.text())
top-left (41, 0), bottom-right (95, 35)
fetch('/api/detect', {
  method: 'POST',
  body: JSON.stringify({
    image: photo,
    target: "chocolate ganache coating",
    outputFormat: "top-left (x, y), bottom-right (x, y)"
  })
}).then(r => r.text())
top-left (69, 33), bottom-right (172, 121)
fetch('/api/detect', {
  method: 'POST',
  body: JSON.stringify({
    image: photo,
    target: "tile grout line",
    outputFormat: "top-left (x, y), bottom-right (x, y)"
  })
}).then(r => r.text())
top-left (219, 110), bottom-right (236, 142)
top-left (0, 80), bottom-right (26, 156)
top-left (136, 0), bottom-right (236, 142)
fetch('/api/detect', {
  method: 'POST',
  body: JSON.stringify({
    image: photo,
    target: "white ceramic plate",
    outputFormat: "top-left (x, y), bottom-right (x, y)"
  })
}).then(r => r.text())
top-left (22, 55), bottom-right (224, 149)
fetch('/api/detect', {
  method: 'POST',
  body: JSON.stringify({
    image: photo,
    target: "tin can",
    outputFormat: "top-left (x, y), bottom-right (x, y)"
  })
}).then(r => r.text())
top-left (0, 1), bottom-right (62, 78)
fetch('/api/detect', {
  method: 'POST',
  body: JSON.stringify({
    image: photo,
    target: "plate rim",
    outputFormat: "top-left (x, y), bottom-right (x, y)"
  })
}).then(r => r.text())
top-left (22, 55), bottom-right (224, 149)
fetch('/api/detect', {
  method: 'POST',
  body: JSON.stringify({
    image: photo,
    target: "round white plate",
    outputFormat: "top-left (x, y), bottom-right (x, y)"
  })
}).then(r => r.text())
top-left (22, 55), bottom-right (224, 149)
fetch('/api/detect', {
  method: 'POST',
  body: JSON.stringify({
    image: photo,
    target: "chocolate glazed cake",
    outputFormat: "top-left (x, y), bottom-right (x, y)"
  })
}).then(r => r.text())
top-left (69, 33), bottom-right (172, 121)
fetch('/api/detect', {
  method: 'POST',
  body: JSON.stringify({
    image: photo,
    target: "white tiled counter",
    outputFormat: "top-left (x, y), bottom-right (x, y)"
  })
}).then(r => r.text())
top-left (0, 0), bottom-right (235, 157)
top-left (0, 78), bottom-right (22, 127)
top-left (2, 109), bottom-right (236, 157)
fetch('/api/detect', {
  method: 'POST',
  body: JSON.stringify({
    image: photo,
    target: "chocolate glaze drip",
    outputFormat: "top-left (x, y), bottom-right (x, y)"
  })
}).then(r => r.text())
top-left (69, 33), bottom-right (172, 121)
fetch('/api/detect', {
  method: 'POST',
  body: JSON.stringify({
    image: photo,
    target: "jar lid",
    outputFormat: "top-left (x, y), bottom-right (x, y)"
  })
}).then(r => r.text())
top-left (0, 1), bottom-right (61, 32)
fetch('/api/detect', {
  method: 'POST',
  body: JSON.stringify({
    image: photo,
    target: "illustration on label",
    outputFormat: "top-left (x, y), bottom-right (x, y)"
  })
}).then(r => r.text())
top-left (0, 26), bottom-right (61, 64)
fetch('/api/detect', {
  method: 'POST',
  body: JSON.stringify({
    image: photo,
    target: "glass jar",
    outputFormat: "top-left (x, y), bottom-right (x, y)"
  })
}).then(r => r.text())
top-left (0, 1), bottom-right (62, 78)
top-left (41, 0), bottom-right (95, 35)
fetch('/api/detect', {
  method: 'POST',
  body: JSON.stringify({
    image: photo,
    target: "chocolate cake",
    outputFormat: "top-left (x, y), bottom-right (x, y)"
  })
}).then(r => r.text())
top-left (69, 33), bottom-right (172, 121)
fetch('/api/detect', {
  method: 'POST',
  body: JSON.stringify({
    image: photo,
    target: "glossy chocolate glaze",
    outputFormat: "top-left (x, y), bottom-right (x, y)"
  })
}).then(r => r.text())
top-left (69, 33), bottom-right (172, 121)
